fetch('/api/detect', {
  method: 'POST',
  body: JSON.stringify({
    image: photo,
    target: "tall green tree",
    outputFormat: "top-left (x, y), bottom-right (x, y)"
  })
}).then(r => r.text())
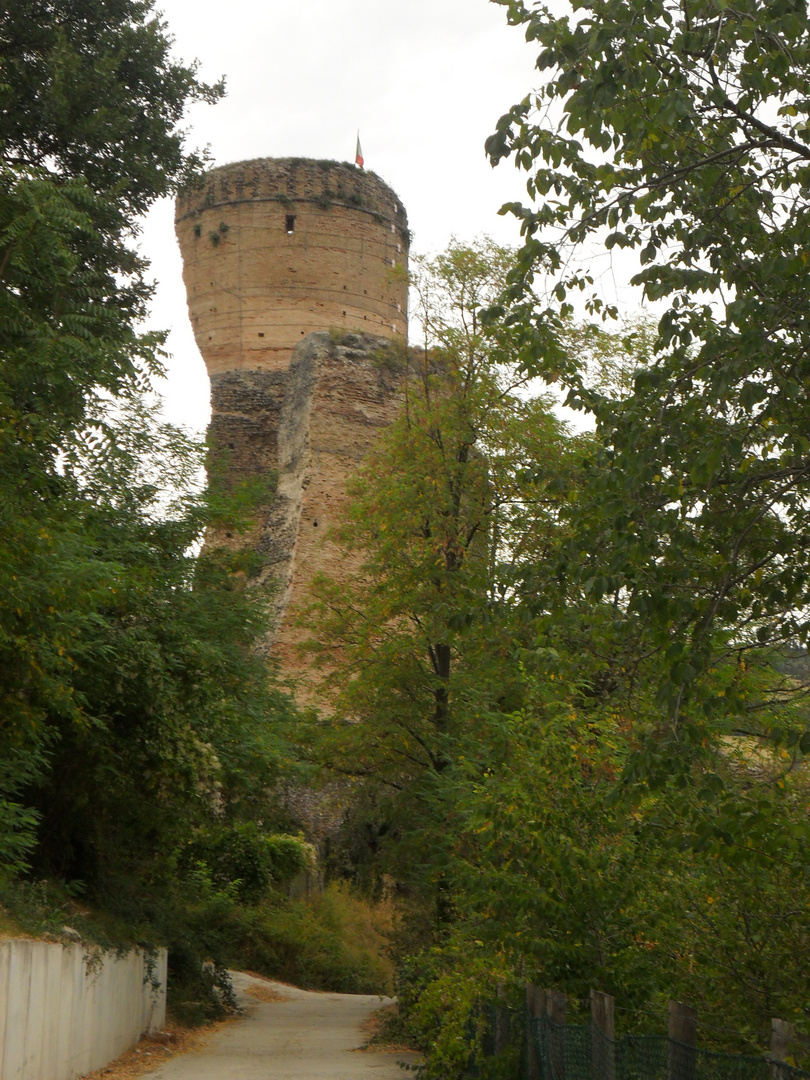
top-left (0, 0), bottom-right (222, 450)
top-left (0, 0), bottom-right (223, 866)
top-left (487, 0), bottom-right (810, 755)
top-left (397, 661), bottom-right (810, 1078)
top-left (19, 399), bottom-right (296, 898)
top-left (303, 241), bottom-right (576, 890)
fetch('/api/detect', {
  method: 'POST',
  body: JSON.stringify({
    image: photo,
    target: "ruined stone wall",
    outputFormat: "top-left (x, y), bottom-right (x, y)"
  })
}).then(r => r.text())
top-left (175, 159), bottom-right (409, 687)
top-left (257, 332), bottom-right (405, 692)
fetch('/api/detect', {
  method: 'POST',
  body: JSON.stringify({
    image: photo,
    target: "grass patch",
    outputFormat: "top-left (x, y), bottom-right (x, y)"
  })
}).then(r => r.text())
top-left (226, 882), bottom-right (394, 994)
top-left (0, 901), bottom-right (26, 939)
top-left (0, 874), bottom-right (394, 1023)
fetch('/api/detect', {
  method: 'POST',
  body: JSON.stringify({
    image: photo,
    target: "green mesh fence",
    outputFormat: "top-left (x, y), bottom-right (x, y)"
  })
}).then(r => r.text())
top-left (531, 1018), bottom-right (810, 1080)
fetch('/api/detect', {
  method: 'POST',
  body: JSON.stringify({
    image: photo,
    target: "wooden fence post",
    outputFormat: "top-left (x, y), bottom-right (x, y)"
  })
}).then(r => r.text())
top-left (770, 1018), bottom-right (794, 1080)
top-left (547, 990), bottom-right (567, 1080)
top-left (668, 1001), bottom-right (697, 1080)
top-left (771, 1020), bottom-right (793, 1061)
top-left (591, 990), bottom-right (616, 1080)
top-left (495, 983), bottom-right (510, 1055)
top-left (526, 985), bottom-right (546, 1080)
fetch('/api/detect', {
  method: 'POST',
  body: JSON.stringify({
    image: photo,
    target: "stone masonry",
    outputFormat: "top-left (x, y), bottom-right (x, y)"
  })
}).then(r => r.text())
top-left (256, 331), bottom-right (406, 686)
top-left (175, 158), bottom-right (409, 688)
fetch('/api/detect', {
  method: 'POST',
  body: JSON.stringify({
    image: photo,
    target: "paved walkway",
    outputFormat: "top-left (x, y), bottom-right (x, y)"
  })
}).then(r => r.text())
top-left (143, 973), bottom-right (420, 1079)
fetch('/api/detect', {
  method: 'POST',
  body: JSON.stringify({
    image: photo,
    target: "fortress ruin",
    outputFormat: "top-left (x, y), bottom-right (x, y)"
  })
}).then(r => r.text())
top-left (175, 158), bottom-right (410, 684)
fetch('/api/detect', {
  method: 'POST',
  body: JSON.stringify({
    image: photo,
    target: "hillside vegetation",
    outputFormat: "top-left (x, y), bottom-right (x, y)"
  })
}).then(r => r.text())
top-left (2, 0), bottom-right (809, 1069)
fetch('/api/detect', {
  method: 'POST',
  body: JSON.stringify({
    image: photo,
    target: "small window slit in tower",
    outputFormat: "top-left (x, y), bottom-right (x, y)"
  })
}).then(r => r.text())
top-left (285, 214), bottom-right (296, 233)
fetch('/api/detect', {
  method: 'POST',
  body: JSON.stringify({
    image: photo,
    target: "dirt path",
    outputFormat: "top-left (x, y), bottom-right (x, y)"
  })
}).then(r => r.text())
top-left (140, 973), bottom-right (420, 1080)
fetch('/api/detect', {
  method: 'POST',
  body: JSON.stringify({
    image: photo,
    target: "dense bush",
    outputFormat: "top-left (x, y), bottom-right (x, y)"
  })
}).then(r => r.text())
top-left (183, 824), bottom-right (313, 903)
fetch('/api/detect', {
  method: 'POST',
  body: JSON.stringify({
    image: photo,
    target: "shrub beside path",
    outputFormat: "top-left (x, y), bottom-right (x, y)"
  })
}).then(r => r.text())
top-left (140, 972), bottom-right (420, 1080)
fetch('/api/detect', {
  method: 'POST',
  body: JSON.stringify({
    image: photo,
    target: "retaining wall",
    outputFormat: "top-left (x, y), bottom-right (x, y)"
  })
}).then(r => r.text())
top-left (0, 939), bottom-right (167, 1080)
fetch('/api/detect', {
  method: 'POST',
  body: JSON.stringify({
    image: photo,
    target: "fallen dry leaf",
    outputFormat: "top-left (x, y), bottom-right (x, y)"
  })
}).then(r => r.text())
top-left (78, 1015), bottom-right (237, 1080)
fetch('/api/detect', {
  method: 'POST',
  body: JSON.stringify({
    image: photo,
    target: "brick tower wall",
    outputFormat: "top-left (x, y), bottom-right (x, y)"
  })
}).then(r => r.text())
top-left (175, 158), bottom-right (408, 487)
top-left (175, 158), bottom-right (409, 377)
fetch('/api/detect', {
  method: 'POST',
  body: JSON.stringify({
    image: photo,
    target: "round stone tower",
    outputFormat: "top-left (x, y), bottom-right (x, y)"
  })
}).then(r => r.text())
top-left (175, 157), bottom-right (408, 375)
top-left (175, 158), bottom-right (409, 486)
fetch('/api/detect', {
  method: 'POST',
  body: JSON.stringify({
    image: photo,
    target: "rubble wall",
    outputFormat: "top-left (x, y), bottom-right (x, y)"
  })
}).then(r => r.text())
top-left (256, 332), bottom-right (405, 689)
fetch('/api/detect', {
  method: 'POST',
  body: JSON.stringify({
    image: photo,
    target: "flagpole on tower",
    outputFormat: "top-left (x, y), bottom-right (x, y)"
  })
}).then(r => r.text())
top-left (355, 132), bottom-right (364, 169)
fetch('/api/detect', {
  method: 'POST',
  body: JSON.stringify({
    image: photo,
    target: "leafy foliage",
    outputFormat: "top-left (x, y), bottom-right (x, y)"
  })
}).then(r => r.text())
top-left (298, 237), bottom-right (810, 1070)
top-left (0, 397), bottom-right (306, 1015)
top-left (183, 824), bottom-right (313, 904)
top-left (487, 0), bottom-right (810, 742)
top-left (394, 663), bottom-right (810, 1075)
top-left (0, 0), bottom-right (341, 1020)
top-left (371, 13), bottom-right (810, 1056)
top-left (16, 401), bottom-right (288, 886)
top-left (0, 0), bottom-right (224, 866)
top-left (302, 242), bottom-right (576, 891)
top-left (0, 0), bottom-right (223, 450)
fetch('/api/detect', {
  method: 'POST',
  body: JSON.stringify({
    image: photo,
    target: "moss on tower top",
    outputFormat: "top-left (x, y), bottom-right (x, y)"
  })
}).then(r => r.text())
top-left (176, 157), bottom-right (409, 241)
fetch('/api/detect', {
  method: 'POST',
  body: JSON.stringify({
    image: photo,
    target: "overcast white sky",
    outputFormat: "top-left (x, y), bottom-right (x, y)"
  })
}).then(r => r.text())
top-left (139, 0), bottom-right (544, 432)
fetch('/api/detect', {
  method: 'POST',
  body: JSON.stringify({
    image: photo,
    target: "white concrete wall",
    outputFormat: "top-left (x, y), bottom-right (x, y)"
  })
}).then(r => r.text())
top-left (0, 939), bottom-right (167, 1080)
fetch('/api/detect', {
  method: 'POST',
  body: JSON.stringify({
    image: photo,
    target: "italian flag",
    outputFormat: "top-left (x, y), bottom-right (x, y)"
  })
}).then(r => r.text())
top-left (355, 133), bottom-right (364, 169)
